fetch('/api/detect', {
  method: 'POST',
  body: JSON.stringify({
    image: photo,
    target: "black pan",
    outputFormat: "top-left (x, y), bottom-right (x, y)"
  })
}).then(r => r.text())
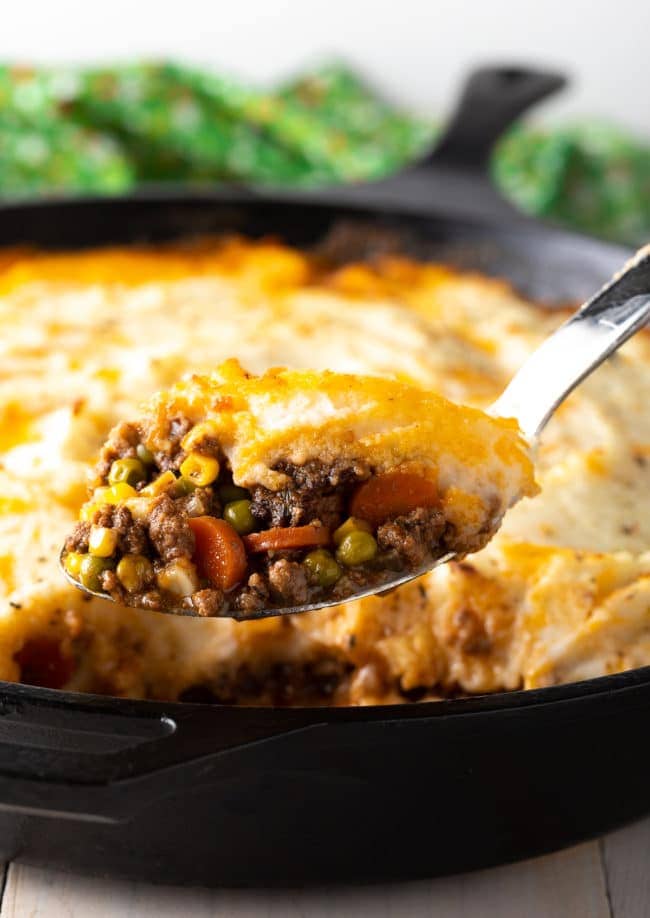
top-left (0, 66), bottom-right (645, 888)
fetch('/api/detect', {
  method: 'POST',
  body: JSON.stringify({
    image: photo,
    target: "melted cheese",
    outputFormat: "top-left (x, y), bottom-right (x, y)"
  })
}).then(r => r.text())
top-left (0, 237), bottom-right (648, 702)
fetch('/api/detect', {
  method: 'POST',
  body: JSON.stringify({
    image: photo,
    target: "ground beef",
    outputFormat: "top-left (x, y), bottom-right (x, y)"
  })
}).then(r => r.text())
top-left (191, 588), bottom-right (225, 617)
top-left (250, 458), bottom-right (370, 530)
top-left (267, 559), bottom-right (309, 605)
top-left (152, 453), bottom-right (179, 473)
top-left (99, 568), bottom-right (121, 595)
top-left (153, 415), bottom-right (194, 471)
top-left (277, 459), bottom-right (371, 491)
top-left (120, 520), bottom-right (149, 555)
top-left (147, 494), bottom-right (195, 562)
top-left (179, 656), bottom-right (349, 706)
top-left (331, 565), bottom-right (381, 600)
top-left (95, 421), bottom-right (140, 481)
top-left (65, 521), bottom-right (90, 553)
top-left (92, 505), bottom-right (115, 529)
top-left (113, 505), bottom-right (149, 555)
top-left (252, 658), bottom-right (348, 704)
top-left (250, 486), bottom-right (344, 529)
top-left (136, 591), bottom-right (163, 611)
top-left (377, 507), bottom-right (446, 568)
top-left (91, 504), bottom-right (150, 555)
top-left (233, 572), bottom-right (270, 613)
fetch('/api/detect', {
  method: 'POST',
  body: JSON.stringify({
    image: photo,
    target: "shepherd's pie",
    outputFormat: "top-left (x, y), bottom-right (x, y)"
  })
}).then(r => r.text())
top-left (1, 238), bottom-right (650, 703)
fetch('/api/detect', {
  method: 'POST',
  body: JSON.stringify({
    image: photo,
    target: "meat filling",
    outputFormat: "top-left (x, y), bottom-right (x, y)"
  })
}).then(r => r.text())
top-left (377, 507), bottom-right (447, 568)
top-left (64, 422), bottom-right (462, 617)
top-left (250, 459), bottom-right (370, 529)
top-left (267, 559), bottom-right (309, 605)
top-left (147, 494), bottom-right (194, 562)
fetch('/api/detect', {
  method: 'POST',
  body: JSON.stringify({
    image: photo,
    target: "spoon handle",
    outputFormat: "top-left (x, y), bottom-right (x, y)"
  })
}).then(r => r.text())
top-left (490, 245), bottom-right (650, 441)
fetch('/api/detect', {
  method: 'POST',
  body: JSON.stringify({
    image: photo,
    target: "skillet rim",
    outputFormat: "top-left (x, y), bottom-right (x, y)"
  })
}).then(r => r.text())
top-left (0, 185), bottom-right (644, 718)
top-left (4, 660), bottom-right (650, 721)
top-left (0, 181), bottom-right (632, 255)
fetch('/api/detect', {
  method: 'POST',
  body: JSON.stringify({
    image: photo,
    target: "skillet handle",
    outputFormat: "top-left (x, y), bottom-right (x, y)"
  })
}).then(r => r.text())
top-left (0, 684), bottom-right (328, 822)
top-left (425, 65), bottom-right (567, 172)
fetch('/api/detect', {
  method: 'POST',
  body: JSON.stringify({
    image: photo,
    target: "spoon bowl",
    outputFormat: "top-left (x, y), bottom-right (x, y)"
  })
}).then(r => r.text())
top-left (60, 547), bottom-right (457, 620)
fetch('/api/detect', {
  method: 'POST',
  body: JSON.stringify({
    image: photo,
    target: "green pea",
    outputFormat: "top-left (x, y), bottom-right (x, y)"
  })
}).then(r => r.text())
top-left (303, 549), bottom-right (342, 587)
top-left (136, 443), bottom-right (155, 465)
top-left (218, 482), bottom-right (251, 504)
top-left (223, 499), bottom-right (256, 535)
top-left (174, 475), bottom-right (197, 496)
top-left (333, 516), bottom-right (372, 546)
top-left (79, 555), bottom-right (115, 593)
top-left (336, 531), bottom-right (378, 567)
top-left (108, 457), bottom-right (146, 487)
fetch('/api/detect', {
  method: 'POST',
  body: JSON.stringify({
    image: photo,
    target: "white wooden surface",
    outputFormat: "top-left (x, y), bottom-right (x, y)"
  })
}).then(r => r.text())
top-left (2, 816), bottom-right (649, 917)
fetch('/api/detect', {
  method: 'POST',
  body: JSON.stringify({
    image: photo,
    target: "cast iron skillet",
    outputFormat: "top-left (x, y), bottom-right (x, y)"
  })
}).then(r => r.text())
top-left (0, 66), bottom-right (646, 888)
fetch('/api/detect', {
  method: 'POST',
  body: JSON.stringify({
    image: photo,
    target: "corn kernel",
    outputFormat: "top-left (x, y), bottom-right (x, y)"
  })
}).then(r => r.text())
top-left (180, 452), bottom-right (220, 487)
top-left (156, 559), bottom-right (199, 597)
top-left (108, 482), bottom-right (137, 503)
top-left (80, 502), bottom-right (99, 523)
top-left (91, 483), bottom-right (137, 506)
top-left (88, 526), bottom-right (118, 558)
top-left (141, 470), bottom-right (177, 497)
top-left (116, 554), bottom-right (153, 592)
top-left (63, 551), bottom-right (84, 578)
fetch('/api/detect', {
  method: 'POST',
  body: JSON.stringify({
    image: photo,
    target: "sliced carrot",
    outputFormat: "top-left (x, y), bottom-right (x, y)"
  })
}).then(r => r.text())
top-left (349, 472), bottom-right (439, 526)
top-left (243, 525), bottom-right (330, 553)
top-left (188, 516), bottom-right (247, 591)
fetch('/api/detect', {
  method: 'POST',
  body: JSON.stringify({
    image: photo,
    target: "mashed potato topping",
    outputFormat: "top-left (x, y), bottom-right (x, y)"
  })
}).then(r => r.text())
top-left (1, 237), bottom-right (649, 703)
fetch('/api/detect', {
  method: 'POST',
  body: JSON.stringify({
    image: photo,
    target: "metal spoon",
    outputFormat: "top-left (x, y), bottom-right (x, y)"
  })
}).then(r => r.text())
top-left (61, 245), bottom-right (650, 619)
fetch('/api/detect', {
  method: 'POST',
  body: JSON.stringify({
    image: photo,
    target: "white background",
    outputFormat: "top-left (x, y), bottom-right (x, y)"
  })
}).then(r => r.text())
top-left (2, 0), bottom-right (649, 137)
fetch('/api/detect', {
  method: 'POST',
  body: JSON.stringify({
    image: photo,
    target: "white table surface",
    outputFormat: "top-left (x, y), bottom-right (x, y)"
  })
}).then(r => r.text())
top-left (2, 813), bottom-right (649, 917)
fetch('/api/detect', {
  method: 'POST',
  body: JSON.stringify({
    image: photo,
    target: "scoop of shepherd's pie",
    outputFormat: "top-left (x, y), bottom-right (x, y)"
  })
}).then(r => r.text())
top-left (63, 361), bottom-right (536, 617)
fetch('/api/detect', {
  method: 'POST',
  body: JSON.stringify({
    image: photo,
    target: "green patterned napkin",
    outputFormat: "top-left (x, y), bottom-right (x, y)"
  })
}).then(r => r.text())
top-left (0, 62), bottom-right (647, 245)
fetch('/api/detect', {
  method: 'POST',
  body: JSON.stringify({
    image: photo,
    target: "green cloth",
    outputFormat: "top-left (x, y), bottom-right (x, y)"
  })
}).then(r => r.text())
top-left (493, 122), bottom-right (650, 244)
top-left (0, 67), bottom-right (134, 193)
top-left (0, 61), bottom-right (647, 245)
